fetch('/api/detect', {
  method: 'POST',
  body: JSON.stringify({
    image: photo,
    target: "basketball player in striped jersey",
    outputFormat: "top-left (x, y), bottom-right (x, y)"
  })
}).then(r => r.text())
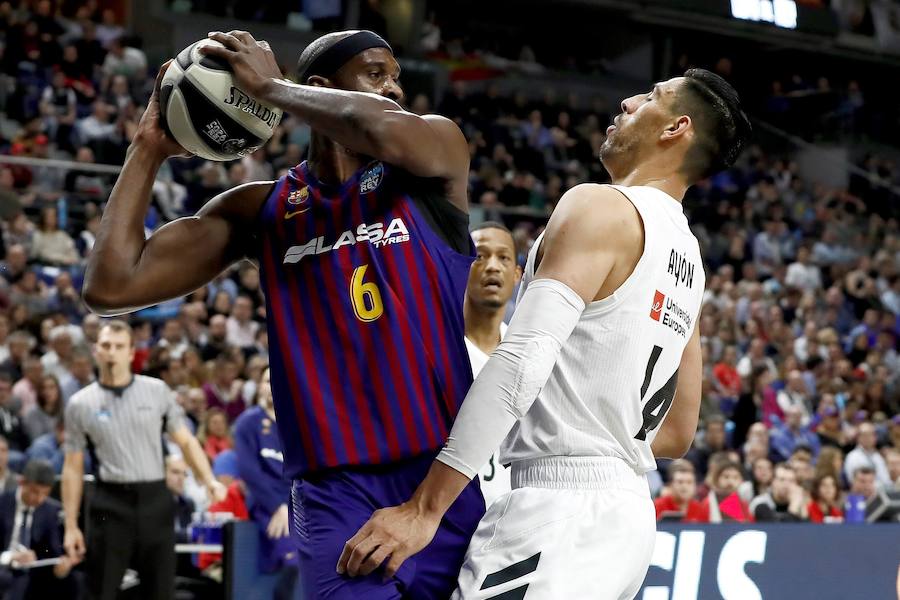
top-left (341, 69), bottom-right (751, 599)
top-left (464, 222), bottom-right (521, 507)
top-left (84, 30), bottom-right (484, 599)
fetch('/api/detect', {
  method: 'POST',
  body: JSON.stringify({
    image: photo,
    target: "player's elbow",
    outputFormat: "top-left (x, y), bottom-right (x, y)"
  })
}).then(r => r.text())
top-left (81, 285), bottom-right (131, 317)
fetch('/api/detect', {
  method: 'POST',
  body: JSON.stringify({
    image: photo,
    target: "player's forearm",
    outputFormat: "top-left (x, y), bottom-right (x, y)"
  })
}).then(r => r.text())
top-left (438, 279), bottom-right (585, 477)
top-left (61, 457), bottom-right (84, 530)
top-left (181, 436), bottom-right (216, 487)
top-left (257, 79), bottom-right (406, 160)
top-left (409, 460), bottom-right (472, 519)
top-left (82, 142), bottom-right (163, 312)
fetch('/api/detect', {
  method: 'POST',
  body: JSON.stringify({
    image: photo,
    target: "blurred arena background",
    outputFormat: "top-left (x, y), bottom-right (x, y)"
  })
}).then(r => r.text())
top-left (1, 0), bottom-right (900, 599)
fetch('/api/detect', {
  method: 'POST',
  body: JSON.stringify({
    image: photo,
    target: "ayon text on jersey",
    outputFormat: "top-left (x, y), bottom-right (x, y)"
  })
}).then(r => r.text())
top-left (283, 218), bottom-right (410, 263)
top-left (668, 249), bottom-right (696, 288)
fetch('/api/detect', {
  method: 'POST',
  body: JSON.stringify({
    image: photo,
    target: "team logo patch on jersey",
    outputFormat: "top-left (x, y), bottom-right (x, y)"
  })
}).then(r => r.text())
top-left (283, 217), bottom-right (410, 263)
top-left (650, 290), bottom-right (665, 321)
top-left (287, 186), bottom-right (310, 205)
top-left (284, 187), bottom-right (311, 219)
top-left (359, 161), bottom-right (384, 194)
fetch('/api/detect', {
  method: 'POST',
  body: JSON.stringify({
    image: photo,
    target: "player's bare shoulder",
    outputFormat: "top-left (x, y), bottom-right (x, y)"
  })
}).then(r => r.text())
top-left (541, 183), bottom-right (644, 260)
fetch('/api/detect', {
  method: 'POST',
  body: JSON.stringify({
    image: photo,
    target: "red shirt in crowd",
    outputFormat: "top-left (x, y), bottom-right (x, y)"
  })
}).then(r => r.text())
top-left (654, 496), bottom-right (709, 523)
top-left (713, 362), bottom-right (742, 396)
top-left (807, 501), bottom-right (843, 523)
top-left (203, 434), bottom-right (232, 462)
top-left (198, 481), bottom-right (249, 570)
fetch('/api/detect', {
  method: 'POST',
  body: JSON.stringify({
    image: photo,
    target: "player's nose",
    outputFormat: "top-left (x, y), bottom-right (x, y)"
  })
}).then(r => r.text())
top-left (384, 80), bottom-right (404, 104)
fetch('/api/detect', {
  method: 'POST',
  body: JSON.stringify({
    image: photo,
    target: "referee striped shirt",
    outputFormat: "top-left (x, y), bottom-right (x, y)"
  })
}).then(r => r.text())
top-left (64, 375), bottom-right (185, 483)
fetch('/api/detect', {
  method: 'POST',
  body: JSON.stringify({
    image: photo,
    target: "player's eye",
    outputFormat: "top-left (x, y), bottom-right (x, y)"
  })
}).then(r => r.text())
top-left (369, 71), bottom-right (381, 80)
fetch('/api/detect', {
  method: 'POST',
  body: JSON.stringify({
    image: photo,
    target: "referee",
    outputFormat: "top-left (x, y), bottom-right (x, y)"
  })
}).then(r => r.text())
top-left (60, 320), bottom-right (226, 600)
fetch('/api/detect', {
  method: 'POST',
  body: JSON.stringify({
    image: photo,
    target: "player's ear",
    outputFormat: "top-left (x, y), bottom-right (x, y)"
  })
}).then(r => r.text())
top-left (661, 115), bottom-right (691, 142)
top-left (306, 75), bottom-right (331, 88)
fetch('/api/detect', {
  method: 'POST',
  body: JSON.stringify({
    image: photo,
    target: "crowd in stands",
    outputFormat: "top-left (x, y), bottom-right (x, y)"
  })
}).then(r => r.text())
top-left (0, 2), bottom-right (899, 594)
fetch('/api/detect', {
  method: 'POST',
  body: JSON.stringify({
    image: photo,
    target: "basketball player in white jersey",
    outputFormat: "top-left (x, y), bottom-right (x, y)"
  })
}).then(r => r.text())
top-left (464, 222), bottom-right (522, 507)
top-left (338, 69), bottom-right (751, 599)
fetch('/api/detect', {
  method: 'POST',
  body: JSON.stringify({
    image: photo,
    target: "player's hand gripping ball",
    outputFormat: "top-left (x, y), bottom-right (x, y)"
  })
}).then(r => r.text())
top-left (158, 35), bottom-right (283, 161)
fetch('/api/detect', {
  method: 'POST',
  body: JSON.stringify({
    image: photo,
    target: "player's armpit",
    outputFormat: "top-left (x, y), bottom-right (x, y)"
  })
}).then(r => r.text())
top-left (650, 325), bottom-right (702, 458)
top-left (83, 181), bottom-right (270, 315)
top-left (534, 183), bottom-right (643, 305)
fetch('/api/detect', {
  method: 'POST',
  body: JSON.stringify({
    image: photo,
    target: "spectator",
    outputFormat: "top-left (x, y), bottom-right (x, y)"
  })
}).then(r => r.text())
top-left (848, 466), bottom-right (878, 502)
top-left (885, 447), bottom-right (900, 489)
top-left (0, 376), bottom-right (28, 464)
top-left (12, 358), bottom-right (43, 419)
top-left (807, 474), bottom-right (844, 523)
top-left (776, 370), bottom-right (812, 424)
top-left (785, 246), bottom-right (822, 292)
top-left (100, 36), bottom-right (146, 83)
top-left (843, 422), bottom-right (892, 488)
top-left (737, 338), bottom-right (778, 379)
top-left (686, 416), bottom-right (727, 480)
top-left (23, 375), bottom-right (63, 442)
top-left (750, 464), bottom-right (809, 522)
top-left (712, 345), bottom-right (742, 401)
top-left (203, 356), bottom-right (245, 424)
top-left (157, 319), bottom-right (189, 359)
top-left (654, 461), bottom-right (706, 523)
top-left (225, 295), bottom-right (259, 350)
top-left (0, 460), bottom-right (79, 598)
top-left (199, 408), bottom-right (232, 462)
top-left (25, 418), bottom-right (70, 474)
top-left (165, 455), bottom-right (194, 545)
top-left (58, 348), bottom-right (95, 404)
top-left (30, 206), bottom-right (79, 267)
top-left (815, 403), bottom-right (852, 450)
top-left (770, 405), bottom-right (821, 463)
top-left (182, 387), bottom-right (206, 436)
top-left (200, 314), bottom-right (228, 362)
top-left (738, 457), bottom-right (773, 503)
top-left (46, 272), bottom-right (83, 322)
top-left (699, 460), bottom-right (753, 523)
top-left (40, 326), bottom-right (74, 383)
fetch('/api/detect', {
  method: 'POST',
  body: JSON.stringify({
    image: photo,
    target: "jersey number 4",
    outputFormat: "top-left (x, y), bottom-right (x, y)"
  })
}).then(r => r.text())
top-left (635, 345), bottom-right (679, 441)
top-left (350, 264), bottom-right (384, 322)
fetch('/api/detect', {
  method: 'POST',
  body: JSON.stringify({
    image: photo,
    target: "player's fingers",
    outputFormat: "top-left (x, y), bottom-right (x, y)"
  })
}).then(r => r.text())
top-left (337, 527), bottom-right (368, 574)
top-left (384, 549), bottom-right (411, 579)
top-left (151, 60), bottom-right (172, 100)
top-left (359, 545), bottom-right (391, 576)
top-left (206, 31), bottom-right (242, 51)
top-left (227, 30), bottom-right (255, 44)
top-left (347, 536), bottom-right (383, 577)
top-left (199, 44), bottom-right (237, 63)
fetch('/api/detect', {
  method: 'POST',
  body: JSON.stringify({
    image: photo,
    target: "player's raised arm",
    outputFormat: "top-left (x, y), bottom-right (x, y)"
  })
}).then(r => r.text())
top-left (82, 63), bottom-right (269, 316)
top-left (201, 30), bottom-right (469, 210)
top-left (650, 323), bottom-right (702, 459)
top-left (337, 184), bottom-right (643, 577)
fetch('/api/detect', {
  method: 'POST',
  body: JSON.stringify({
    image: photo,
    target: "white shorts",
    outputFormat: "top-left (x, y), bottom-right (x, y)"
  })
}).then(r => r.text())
top-left (453, 456), bottom-right (656, 600)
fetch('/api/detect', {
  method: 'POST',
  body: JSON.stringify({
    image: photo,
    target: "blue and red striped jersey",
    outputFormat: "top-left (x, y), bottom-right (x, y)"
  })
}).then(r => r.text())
top-left (255, 160), bottom-right (474, 478)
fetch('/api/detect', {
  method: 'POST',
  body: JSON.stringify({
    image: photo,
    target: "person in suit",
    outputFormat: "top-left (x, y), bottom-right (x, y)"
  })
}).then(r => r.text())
top-left (0, 459), bottom-right (79, 599)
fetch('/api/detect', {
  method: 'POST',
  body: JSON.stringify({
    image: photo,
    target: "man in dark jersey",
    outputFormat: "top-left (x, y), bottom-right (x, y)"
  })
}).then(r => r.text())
top-left (83, 30), bottom-right (483, 600)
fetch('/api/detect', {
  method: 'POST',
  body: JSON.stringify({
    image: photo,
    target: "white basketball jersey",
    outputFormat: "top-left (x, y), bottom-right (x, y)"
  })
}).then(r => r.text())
top-left (465, 324), bottom-right (512, 507)
top-left (500, 185), bottom-right (705, 474)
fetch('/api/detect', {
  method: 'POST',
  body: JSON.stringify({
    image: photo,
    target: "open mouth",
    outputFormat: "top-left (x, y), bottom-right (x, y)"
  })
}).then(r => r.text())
top-left (482, 277), bottom-right (503, 291)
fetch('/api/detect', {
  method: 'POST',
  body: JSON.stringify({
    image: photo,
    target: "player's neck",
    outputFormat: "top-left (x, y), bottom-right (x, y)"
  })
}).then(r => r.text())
top-left (307, 134), bottom-right (367, 185)
top-left (464, 299), bottom-right (505, 354)
top-left (613, 164), bottom-right (689, 202)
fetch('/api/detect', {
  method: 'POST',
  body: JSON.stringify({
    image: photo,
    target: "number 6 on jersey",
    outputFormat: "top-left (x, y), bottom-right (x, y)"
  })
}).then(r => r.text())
top-left (350, 264), bottom-right (384, 322)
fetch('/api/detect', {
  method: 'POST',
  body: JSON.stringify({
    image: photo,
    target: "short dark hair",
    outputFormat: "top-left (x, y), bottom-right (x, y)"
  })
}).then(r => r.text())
top-left (667, 459), bottom-right (695, 480)
top-left (673, 68), bottom-right (752, 181)
top-left (296, 31), bottom-right (357, 83)
top-left (853, 466), bottom-right (875, 478)
top-left (22, 459), bottom-right (54, 487)
top-left (100, 319), bottom-right (134, 347)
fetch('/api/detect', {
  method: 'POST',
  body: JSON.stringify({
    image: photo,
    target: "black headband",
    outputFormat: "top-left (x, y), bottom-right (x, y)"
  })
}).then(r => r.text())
top-left (300, 31), bottom-right (392, 82)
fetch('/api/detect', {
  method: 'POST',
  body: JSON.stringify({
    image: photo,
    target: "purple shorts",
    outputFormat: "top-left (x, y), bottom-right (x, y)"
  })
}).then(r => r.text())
top-left (290, 452), bottom-right (485, 600)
